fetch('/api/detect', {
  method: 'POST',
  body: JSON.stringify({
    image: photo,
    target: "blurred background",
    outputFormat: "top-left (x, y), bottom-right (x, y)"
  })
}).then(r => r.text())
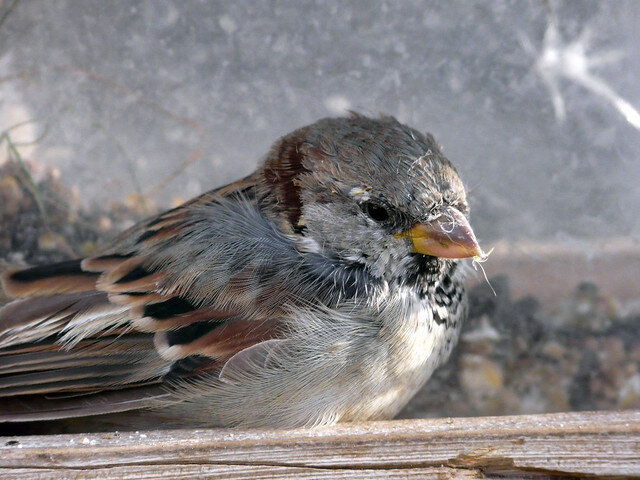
top-left (0, 0), bottom-right (639, 427)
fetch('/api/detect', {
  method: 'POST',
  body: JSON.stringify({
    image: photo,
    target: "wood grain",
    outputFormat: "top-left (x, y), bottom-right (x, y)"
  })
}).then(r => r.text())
top-left (1, 410), bottom-right (638, 479)
top-left (0, 465), bottom-right (486, 480)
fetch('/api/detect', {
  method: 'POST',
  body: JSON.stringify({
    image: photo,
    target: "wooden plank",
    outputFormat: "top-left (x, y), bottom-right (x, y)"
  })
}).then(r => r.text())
top-left (0, 465), bottom-right (486, 480)
top-left (1, 410), bottom-right (638, 479)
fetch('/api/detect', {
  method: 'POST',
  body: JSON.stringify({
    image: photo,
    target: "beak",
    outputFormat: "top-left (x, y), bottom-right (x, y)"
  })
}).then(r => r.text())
top-left (396, 207), bottom-right (485, 259)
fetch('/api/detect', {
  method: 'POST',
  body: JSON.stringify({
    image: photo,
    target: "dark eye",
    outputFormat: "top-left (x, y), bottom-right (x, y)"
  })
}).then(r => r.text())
top-left (363, 202), bottom-right (390, 223)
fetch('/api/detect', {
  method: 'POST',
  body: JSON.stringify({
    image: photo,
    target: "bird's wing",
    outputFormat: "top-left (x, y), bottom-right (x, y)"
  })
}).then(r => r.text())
top-left (0, 174), bottom-right (288, 422)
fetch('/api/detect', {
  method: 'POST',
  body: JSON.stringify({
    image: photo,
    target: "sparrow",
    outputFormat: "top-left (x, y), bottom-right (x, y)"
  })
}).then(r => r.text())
top-left (0, 114), bottom-right (486, 428)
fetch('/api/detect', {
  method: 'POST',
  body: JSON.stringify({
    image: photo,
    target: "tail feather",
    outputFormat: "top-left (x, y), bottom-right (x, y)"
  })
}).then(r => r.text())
top-left (0, 385), bottom-right (173, 422)
top-left (0, 258), bottom-right (172, 420)
top-left (0, 334), bottom-right (158, 376)
top-left (0, 292), bottom-right (113, 349)
top-left (0, 292), bottom-right (106, 333)
top-left (0, 352), bottom-right (149, 376)
top-left (1, 259), bottom-right (99, 297)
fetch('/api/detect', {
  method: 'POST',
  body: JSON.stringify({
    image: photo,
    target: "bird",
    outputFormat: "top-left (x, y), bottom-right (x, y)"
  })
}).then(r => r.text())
top-left (0, 114), bottom-right (487, 428)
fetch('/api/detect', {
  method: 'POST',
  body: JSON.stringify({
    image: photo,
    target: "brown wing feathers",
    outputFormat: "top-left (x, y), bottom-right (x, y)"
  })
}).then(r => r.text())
top-left (2, 259), bottom-right (99, 298)
top-left (0, 255), bottom-right (200, 416)
top-left (0, 179), bottom-right (283, 421)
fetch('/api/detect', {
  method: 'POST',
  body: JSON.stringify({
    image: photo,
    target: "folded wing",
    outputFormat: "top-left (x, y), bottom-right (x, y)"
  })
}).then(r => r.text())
top-left (0, 175), bottom-right (286, 422)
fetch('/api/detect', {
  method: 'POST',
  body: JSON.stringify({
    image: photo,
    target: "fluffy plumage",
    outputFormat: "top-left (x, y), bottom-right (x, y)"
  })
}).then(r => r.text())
top-left (0, 114), bottom-right (483, 428)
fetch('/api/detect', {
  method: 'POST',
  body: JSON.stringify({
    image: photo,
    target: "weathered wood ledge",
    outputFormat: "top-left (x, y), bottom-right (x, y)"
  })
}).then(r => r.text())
top-left (0, 410), bottom-right (638, 479)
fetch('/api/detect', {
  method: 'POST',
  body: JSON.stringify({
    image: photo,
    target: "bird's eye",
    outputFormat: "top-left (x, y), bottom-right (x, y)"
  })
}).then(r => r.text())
top-left (363, 202), bottom-right (390, 223)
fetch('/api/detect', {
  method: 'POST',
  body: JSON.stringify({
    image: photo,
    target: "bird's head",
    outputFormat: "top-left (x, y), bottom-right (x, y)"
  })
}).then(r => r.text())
top-left (258, 114), bottom-right (486, 280)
